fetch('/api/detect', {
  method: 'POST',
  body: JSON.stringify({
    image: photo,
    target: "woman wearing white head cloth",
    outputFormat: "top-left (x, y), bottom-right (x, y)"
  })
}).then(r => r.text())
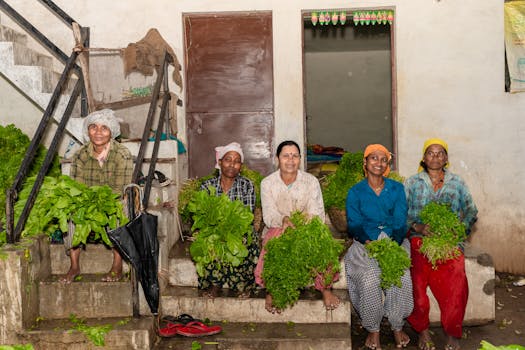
top-left (198, 142), bottom-right (259, 298)
top-left (60, 109), bottom-right (133, 284)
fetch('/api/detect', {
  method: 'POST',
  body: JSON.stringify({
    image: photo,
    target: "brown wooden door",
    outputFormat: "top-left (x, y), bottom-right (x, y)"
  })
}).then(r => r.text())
top-left (184, 12), bottom-right (274, 178)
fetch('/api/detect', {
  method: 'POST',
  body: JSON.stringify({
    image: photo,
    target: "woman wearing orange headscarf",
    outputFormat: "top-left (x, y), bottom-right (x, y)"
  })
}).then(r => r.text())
top-left (405, 139), bottom-right (477, 350)
top-left (344, 144), bottom-right (413, 350)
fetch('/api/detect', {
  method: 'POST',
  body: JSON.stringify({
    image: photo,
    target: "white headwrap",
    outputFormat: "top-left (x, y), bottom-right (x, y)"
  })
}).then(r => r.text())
top-left (215, 142), bottom-right (244, 169)
top-left (82, 109), bottom-right (121, 142)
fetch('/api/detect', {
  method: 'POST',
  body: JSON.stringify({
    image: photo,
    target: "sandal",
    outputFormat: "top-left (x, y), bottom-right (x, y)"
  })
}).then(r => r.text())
top-left (176, 321), bottom-right (222, 337)
top-left (158, 322), bottom-right (184, 338)
top-left (162, 314), bottom-right (200, 325)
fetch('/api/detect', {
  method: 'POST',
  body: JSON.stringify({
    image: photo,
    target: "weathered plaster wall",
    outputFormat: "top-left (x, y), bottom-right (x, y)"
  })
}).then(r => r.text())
top-left (1, 0), bottom-right (523, 273)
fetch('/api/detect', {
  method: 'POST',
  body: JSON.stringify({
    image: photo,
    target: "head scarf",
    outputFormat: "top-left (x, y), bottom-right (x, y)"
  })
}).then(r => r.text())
top-left (214, 142), bottom-right (244, 169)
top-left (418, 138), bottom-right (449, 172)
top-left (363, 144), bottom-right (391, 177)
top-left (82, 109), bottom-right (121, 143)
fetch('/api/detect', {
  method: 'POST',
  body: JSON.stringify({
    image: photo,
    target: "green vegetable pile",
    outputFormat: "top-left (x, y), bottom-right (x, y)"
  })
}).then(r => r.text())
top-left (13, 175), bottom-right (128, 245)
top-left (0, 124), bottom-right (60, 234)
top-left (262, 212), bottom-right (344, 310)
top-left (419, 202), bottom-right (466, 267)
top-left (321, 152), bottom-right (364, 210)
top-left (479, 341), bottom-right (525, 350)
top-left (365, 238), bottom-right (411, 289)
top-left (0, 345), bottom-right (34, 350)
top-left (188, 188), bottom-right (254, 277)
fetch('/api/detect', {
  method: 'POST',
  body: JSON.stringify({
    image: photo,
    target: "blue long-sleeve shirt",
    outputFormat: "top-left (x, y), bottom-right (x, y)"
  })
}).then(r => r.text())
top-left (346, 178), bottom-right (408, 245)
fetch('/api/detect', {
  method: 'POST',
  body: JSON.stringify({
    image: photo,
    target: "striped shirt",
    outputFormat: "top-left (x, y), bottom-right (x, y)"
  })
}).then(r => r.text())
top-left (200, 175), bottom-right (255, 212)
top-left (405, 170), bottom-right (478, 236)
top-left (70, 139), bottom-right (133, 194)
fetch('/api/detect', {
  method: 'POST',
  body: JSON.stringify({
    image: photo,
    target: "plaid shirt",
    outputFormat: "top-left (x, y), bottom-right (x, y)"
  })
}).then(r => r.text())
top-left (70, 139), bottom-right (133, 195)
top-left (200, 175), bottom-right (255, 212)
top-left (405, 169), bottom-right (478, 236)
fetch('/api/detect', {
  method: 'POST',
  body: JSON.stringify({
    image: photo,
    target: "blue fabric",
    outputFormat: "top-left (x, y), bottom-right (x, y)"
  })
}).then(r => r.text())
top-left (346, 178), bottom-right (408, 245)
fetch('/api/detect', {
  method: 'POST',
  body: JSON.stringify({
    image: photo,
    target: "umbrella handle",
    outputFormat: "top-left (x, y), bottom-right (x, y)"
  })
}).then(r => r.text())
top-left (123, 184), bottom-right (144, 217)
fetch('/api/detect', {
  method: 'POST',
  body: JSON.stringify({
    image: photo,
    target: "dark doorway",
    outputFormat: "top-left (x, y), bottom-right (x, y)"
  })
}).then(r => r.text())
top-left (303, 10), bottom-right (395, 162)
top-left (184, 12), bottom-right (274, 178)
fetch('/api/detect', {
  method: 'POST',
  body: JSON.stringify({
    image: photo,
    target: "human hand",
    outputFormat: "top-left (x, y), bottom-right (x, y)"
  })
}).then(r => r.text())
top-left (413, 223), bottom-right (432, 236)
top-left (282, 216), bottom-right (295, 230)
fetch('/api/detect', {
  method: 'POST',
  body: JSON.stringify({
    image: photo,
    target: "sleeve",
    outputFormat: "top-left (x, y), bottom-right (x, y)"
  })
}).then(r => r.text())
top-left (345, 186), bottom-right (369, 243)
top-left (261, 176), bottom-right (284, 228)
top-left (404, 176), bottom-right (420, 227)
top-left (70, 153), bottom-right (80, 181)
top-left (245, 180), bottom-right (256, 212)
top-left (459, 178), bottom-right (478, 234)
top-left (306, 176), bottom-right (325, 222)
top-left (391, 183), bottom-right (408, 244)
top-left (113, 149), bottom-right (133, 195)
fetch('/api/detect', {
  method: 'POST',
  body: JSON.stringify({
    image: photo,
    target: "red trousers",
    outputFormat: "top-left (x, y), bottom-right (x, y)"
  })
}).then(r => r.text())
top-left (407, 237), bottom-right (468, 339)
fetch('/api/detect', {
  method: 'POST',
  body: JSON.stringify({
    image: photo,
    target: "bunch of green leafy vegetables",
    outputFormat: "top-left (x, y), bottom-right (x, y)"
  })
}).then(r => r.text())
top-left (419, 202), bottom-right (466, 268)
top-left (365, 238), bottom-right (411, 289)
top-left (479, 341), bottom-right (525, 350)
top-left (178, 166), bottom-right (263, 224)
top-left (321, 152), bottom-right (365, 210)
top-left (188, 188), bottom-right (254, 277)
top-left (12, 175), bottom-right (128, 245)
top-left (0, 124), bottom-right (60, 230)
top-left (262, 212), bottom-right (344, 310)
top-left (0, 345), bottom-right (34, 350)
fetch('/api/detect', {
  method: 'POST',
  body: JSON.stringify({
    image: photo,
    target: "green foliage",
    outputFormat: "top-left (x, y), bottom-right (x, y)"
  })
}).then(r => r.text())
top-left (0, 124), bottom-right (61, 230)
top-left (188, 188), bottom-right (254, 277)
top-left (69, 314), bottom-right (112, 347)
top-left (387, 171), bottom-right (405, 183)
top-left (365, 238), bottom-right (411, 289)
top-left (12, 175), bottom-right (128, 245)
top-left (192, 341), bottom-right (203, 350)
top-left (321, 152), bottom-right (365, 209)
top-left (0, 345), bottom-right (34, 350)
top-left (420, 202), bottom-right (467, 268)
top-left (262, 212), bottom-right (344, 309)
top-left (479, 341), bottom-right (525, 350)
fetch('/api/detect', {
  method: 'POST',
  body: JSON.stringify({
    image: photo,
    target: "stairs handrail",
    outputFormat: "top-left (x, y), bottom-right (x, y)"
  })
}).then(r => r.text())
top-left (5, 51), bottom-right (81, 243)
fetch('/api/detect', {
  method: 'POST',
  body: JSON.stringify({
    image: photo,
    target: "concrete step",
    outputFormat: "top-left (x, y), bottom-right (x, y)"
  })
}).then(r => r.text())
top-left (11, 41), bottom-right (53, 69)
top-left (23, 316), bottom-right (156, 350)
top-left (160, 286), bottom-right (351, 324)
top-left (154, 322), bottom-right (352, 350)
top-left (168, 239), bottom-right (348, 289)
top-left (0, 24), bottom-right (27, 45)
top-left (39, 274), bottom-right (133, 319)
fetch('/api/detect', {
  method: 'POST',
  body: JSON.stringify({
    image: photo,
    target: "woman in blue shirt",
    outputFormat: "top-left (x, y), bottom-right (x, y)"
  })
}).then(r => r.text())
top-left (344, 144), bottom-right (413, 350)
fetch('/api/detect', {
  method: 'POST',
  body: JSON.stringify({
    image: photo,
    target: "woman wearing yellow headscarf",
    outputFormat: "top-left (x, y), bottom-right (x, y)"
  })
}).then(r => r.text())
top-left (344, 144), bottom-right (412, 350)
top-left (405, 138), bottom-right (478, 350)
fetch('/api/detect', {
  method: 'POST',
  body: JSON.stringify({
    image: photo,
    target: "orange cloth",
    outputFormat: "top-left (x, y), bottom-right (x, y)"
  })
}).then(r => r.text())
top-left (363, 144), bottom-right (391, 177)
top-left (418, 138), bottom-right (449, 172)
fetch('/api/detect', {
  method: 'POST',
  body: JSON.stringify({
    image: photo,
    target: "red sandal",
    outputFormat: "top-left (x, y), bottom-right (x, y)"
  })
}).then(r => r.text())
top-left (158, 322), bottom-right (184, 337)
top-left (176, 321), bottom-right (222, 337)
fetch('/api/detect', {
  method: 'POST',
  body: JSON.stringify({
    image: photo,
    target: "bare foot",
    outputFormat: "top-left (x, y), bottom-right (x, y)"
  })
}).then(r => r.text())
top-left (59, 267), bottom-right (80, 284)
top-left (444, 336), bottom-right (461, 350)
top-left (101, 270), bottom-right (122, 282)
top-left (418, 329), bottom-right (436, 350)
top-left (265, 293), bottom-right (281, 314)
top-left (322, 289), bottom-right (340, 310)
top-left (365, 331), bottom-right (381, 349)
top-left (393, 330), bottom-right (410, 348)
top-left (202, 285), bottom-right (221, 299)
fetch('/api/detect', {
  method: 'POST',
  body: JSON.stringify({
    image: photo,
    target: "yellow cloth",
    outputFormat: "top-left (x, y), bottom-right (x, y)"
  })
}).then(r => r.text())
top-left (363, 144), bottom-right (391, 177)
top-left (418, 138), bottom-right (449, 172)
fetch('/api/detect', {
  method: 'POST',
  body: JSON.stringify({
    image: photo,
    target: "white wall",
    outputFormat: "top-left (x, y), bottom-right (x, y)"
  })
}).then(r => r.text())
top-left (1, 0), bottom-right (523, 273)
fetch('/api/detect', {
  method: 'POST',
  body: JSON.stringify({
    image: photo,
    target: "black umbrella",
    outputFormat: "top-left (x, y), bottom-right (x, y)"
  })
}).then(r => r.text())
top-left (108, 186), bottom-right (160, 315)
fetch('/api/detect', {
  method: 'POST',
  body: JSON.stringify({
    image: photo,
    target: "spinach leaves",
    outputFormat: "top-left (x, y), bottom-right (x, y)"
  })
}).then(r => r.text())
top-left (188, 188), bottom-right (254, 277)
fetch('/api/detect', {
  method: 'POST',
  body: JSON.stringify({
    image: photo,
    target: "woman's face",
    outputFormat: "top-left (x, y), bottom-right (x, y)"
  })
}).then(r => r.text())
top-left (364, 150), bottom-right (389, 177)
top-left (88, 123), bottom-right (112, 147)
top-left (219, 151), bottom-right (242, 179)
top-left (278, 145), bottom-right (301, 175)
top-left (423, 144), bottom-right (448, 171)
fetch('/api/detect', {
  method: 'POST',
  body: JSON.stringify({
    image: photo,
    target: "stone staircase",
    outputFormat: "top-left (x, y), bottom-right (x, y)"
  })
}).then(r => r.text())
top-left (0, 22), bottom-right (83, 142)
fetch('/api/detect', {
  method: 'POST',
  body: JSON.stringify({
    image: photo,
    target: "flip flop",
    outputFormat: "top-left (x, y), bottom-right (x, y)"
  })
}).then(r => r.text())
top-left (162, 314), bottom-right (200, 325)
top-left (158, 322), bottom-right (184, 337)
top-left (176, 321), bottom-right (222, 337)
